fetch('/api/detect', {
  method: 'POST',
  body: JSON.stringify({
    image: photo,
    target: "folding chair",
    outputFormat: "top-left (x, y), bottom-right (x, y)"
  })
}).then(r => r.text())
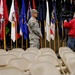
top-left (26, 48), bottom-right (39, 55)
top-left (0, 67), bottom-right (25, 75)
top-left (0, 50), bottom-right (7, 55)
top-left (59, 50), bottom-right (73, 58)
top-left (40, 48), bottom-right (54, 51)
top-left (26, 47), bottom-right (39, 51)
top-left (40, 48), bottom-right (55, 54)
top-left (59, 47), bottom-right (71, 51)
top-left (59, 47), bottom-right (72, 56)
top-left (63, 52), bottom-right (75, 63)
top-left (30, 62), bottom-right (61, 75)
top-left (7, 51), bottom-right (21, 57)
top-left (36, 55), bottom-right (59, 66)
top-left (67, 58), bottom-right (75, 75)
top-left (21, 52), bottom-right (37, 63)
top-left (0, 54), bottom-right (16, 67)
top-left (12, 48), bottom-right (24, 53)
top-left (41, 51), bottom-right (57, 59)
top-left (8, 58), bottom-right (31, 72)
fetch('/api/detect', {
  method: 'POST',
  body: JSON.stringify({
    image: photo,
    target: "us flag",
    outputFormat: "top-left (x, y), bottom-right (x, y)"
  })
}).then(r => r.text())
top-left (50, 0), bottom-right (57, 40)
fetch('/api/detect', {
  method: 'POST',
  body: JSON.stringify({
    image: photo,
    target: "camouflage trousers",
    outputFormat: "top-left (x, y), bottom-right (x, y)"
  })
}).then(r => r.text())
top-left (29, 38), bottom-right (40, 49)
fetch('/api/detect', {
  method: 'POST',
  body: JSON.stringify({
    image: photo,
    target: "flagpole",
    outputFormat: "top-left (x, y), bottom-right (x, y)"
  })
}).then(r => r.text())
top-left (40, 22), bottom-right (42, 48)
top-left (63, 0), bottom-right (66, 47)
top-left (0, 41), bottom-right (1, 49)
top-left (54, 33), bottom-right (56, 52)
top-left (4, 20), bottom-right (6, 50)
top-left (56, 21), bottom-right (60, 51)
top-left (49, 39), bottom-right (51, 48)
top-left (62, 22), bottom-right (65, 46)
top-left (65, 29), bottom-right (67, 46)
top-left (26, 20), bottom-right (28, 49)
top-left (26, 39), bottom-right (28, 49)
top-left (44, 20), bottom-right (46, 48)
top-left (0, 21), bottom-right (2, 49)
top-left (16, 21), bottom-right (17, 48)
top-left (11, 40), bottom-right (12, 50)
top-left (0, 19), bottom-right (3, 49)
top-left (21, 36), bottom-right (23, 49)
top-left (0, 40), bottom-right (1, 49)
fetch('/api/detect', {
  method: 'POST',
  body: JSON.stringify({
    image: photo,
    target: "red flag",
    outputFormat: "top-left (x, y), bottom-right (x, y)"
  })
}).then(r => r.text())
top-left (3, 0), bottom-right (8, 26)
top-left (14, 0), bottom-right (21, 40)
top-left (16, 33), bottom-right (20, 40)
top-left (0, 0), bottom-right (8, 40)
top-left (32, 0), bottom-right (36, 9)
top-left (0, 0), bottom-right (3, 40)
top-left (15, 0), bottom-right (19, 22)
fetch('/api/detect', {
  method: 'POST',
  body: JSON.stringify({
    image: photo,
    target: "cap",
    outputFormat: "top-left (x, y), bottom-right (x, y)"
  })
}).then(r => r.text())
top-left (31, 9), bottom-right (38, 13)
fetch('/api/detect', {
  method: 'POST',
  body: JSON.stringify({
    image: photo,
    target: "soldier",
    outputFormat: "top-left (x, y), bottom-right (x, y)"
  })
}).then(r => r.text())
top-left (28, 9), bottom-right (42, 49)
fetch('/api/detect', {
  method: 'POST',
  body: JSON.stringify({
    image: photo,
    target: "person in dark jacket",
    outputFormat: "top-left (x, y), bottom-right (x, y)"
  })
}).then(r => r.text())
top-left (64, 12), bottom-right (75, 50)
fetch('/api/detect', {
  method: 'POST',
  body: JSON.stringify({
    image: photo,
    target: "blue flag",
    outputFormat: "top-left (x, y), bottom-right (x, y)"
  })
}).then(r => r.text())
top-left (51, 0), bottom-right (57, 22)
top-left (50, 0), bottom-right (57, 40)
top-left (19, 0), bottom-right (29, 39)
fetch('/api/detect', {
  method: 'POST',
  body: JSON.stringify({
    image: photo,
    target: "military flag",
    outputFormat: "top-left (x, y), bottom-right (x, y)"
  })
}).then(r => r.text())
top-left (19, 0), bottom-right (29, 39)
top-left (45, 1), bottom-right (50, 42)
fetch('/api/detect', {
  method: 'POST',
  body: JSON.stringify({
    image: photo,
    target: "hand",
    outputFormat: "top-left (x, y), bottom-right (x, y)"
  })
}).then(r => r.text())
top-left (64, 20), bottom-right (67, 22)
top-left (40, 34), bottom-right (43, 38)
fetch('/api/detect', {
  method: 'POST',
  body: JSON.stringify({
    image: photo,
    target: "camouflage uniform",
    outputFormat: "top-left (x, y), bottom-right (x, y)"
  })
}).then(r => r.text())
top-left (28, 17), bottom-right (42, 49)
